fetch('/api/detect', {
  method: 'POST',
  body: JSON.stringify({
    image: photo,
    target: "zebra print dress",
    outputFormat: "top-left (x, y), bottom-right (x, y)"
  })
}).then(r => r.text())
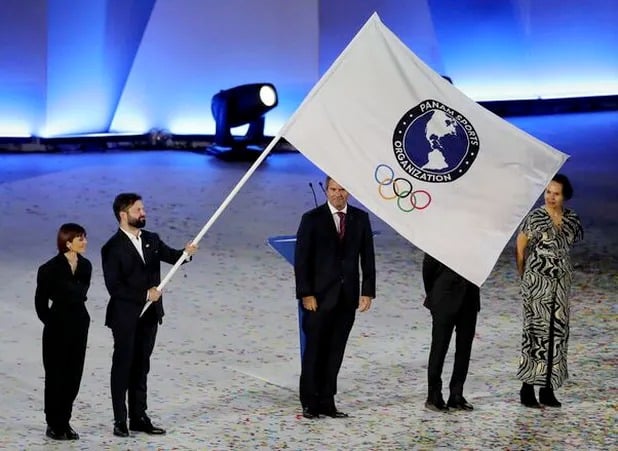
top-left (516, 207), bottom-right (583, 389)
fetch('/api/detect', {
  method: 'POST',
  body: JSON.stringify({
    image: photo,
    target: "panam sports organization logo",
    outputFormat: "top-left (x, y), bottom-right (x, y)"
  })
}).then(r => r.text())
top-left (375, 99), bottom-right (480, 213)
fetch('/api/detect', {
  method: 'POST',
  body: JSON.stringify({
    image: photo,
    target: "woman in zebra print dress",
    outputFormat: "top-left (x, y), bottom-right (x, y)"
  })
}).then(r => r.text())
top-left (515, 174), bottom-right (583, 408)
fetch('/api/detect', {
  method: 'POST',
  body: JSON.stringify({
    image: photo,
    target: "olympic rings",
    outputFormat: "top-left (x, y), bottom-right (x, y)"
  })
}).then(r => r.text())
top-left (374, 164), bottom-right (394, 185)
top-left (378, 178), bottom-right (397, 200)
top-left (374, 164), bottom-right (432, 212)
top-left (409, 189), bottom-right (432, 210)
top-left (392, 177), bottom-right (413, 198)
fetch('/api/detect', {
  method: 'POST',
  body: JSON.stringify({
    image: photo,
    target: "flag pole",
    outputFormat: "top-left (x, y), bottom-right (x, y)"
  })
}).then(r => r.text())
top-left (140, 134), bottom-right (284, 317)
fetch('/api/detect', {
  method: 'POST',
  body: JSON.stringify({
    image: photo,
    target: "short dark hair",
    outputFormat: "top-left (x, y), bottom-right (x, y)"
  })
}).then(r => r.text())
top-left (325, 175), bottom-right (333, 188)
top-left (552, 173), bottom-right (574, 200)
top-left (113, 193), bottom-right (142, 222)
top-left (57, 223), bottom-right (86, 253)
top-left (325, 175), bottom-right (344, 190)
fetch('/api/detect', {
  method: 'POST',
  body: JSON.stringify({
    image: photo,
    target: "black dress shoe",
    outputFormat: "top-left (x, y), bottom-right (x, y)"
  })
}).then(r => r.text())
top-left (447, 395), bottom-right (474, 411)
top-left (113, 422), bottom-right (130, 437)
top-left (46, 426), bottom-right (68, 440)
top-left (302, 407), bottom-right (320, 419)
top-left (318, 398), bottom-right (349, 418)
top-left (130, 417), bottom-right (166, 435)
top-left (539, 387), bottom-right (562, 408)
top-left (321, 409), bottom-right (349, 418)
top-left (520, 383), bottom-right (541, 408)
top-left (65, 424), bottom-right (80, 440)
top-left (425, 396), bottom-right (449, 412)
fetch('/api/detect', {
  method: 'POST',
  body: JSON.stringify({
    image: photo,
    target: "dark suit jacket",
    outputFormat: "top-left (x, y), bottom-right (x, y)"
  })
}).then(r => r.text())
top-left (294, 203), bottom-right (375, 310)
top-left (422, 253), bottom-right (480, 315)
top-left (101, 229), bottom-right (185, 329)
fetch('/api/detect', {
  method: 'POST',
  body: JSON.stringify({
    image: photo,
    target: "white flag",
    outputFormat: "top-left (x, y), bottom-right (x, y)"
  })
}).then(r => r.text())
top-left (280, 13), bottom-right (567, 286)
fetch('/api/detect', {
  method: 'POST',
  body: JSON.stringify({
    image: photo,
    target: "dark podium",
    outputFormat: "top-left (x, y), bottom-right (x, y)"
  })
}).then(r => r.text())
top-left (266, 235), bottom-right (307, 359)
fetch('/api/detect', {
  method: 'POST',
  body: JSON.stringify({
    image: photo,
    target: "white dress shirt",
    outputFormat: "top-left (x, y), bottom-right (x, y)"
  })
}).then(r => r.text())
top-left (120, 227), bottom-right (145, 263)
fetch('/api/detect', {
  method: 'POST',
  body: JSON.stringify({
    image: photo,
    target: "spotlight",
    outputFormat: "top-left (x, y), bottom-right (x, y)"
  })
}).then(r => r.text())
top-left (148, 128), bottom-right (172, 148)
top-left (206, 83), bottom-right (278, 161)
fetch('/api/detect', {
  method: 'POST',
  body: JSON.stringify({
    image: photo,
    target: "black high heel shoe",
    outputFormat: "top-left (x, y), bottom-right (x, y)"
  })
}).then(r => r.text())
top-left (520, 383), bottom-right (541, 408)
top-left (539, 387), bottom-right (562, 407)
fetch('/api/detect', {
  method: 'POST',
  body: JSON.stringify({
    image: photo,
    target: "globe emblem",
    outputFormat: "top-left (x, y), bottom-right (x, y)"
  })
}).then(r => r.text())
top-left (407, 110), bottom-right (467, 172)
top-left (393, 100), bottom-right (479, 183)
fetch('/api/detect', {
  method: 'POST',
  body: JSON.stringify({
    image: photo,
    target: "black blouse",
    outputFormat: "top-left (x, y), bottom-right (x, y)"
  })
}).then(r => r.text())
top-left (35, 253), bottom-right (92, 324)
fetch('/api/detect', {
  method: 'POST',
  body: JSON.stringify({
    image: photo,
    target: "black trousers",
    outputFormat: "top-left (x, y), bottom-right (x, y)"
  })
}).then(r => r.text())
top-left (110, 310), bottom-right (158, 423)
top-left (299, 298), bottom-right (356, 410)
top-left (42, 306), bottom-right (90, 429)
top-left (427, 305), bottom-right (477, 397)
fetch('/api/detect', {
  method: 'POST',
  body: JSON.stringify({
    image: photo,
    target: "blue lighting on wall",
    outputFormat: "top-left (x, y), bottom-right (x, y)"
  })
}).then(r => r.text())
top-left (0, 122), bottom-right (33, 138)
top-left (429, 0), bottom-right (618, 101)
top-left (0, 0), bottom-right (616, 138)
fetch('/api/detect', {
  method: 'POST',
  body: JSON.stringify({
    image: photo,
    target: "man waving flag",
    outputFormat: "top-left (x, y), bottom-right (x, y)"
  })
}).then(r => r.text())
top-left (279, 13), bottom-right (567, 286)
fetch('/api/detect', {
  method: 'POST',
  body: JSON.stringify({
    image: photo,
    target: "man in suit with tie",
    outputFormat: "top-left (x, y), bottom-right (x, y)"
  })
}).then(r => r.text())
top-left (422, 253), bottom-right (480, 412)
top-left (101, 193), bottom-right (197, 437)
top-left (294, 176), bottom-right (376, 419)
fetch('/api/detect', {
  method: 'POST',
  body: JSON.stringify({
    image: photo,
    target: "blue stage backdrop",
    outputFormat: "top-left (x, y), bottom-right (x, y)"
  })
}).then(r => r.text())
top-left (0, 0), bottom-right (616, 137)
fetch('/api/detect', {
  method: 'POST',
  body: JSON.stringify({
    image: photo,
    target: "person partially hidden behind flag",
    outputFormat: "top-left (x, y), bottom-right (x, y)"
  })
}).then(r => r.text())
top-left (294, 176), bottom-right (376, 419)
top-left (422, 253), bottom-right (480, 412)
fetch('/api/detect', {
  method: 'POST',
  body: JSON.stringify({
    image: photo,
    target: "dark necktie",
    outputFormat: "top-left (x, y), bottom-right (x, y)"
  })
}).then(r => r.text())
top-left (337, 211), bottom-right (346, 239)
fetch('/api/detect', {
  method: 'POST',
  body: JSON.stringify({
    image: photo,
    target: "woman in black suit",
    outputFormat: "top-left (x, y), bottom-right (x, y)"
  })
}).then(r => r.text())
top-left (35, 223), bottom-right (91, 441)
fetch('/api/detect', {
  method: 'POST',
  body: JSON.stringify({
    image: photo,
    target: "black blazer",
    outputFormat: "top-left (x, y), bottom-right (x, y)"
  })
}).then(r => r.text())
top-left (294, 203), bottom-right (375, 310)
top-left (422, 253), bottom-right (480, 315)
top-left (35, 253), bottom-right (91, 324)
top-left (101, 229), bottom-right (185, 328)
